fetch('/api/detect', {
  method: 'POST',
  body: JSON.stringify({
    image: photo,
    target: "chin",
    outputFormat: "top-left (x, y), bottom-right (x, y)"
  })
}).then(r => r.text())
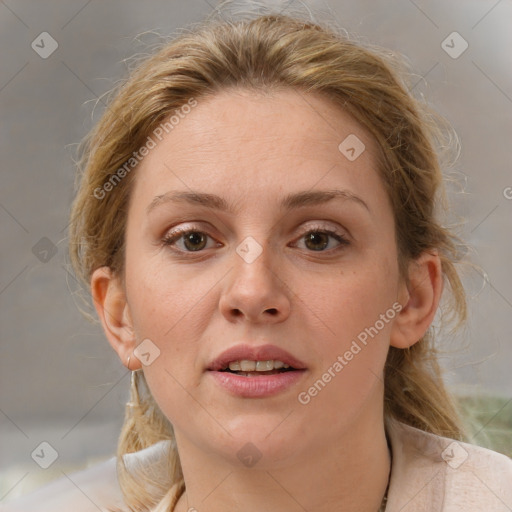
top-left (209, 415), bottom-right (306, 467)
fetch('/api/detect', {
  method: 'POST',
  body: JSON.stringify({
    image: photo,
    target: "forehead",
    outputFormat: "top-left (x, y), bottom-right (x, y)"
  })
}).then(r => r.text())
top-left (155, 88), bottom-right (377, 158)
top-left (131, 88), bottom-right (385, 208)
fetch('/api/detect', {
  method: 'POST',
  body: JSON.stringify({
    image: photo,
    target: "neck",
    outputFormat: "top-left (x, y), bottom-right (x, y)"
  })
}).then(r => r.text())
top-left (173, 408), bottom-right (391, 512)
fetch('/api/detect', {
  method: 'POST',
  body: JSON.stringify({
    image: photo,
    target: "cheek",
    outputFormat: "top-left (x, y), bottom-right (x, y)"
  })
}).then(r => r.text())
top-left (298, 255), bottom-right (398, 406)
top-left (125, 251), bottom-right (211, 337)
top-left (313, 260), bottom-right (398, 344)
top-left (126, 267), bottom-right (207, 426)
top-left (124, 251), bottom-right (224, 406)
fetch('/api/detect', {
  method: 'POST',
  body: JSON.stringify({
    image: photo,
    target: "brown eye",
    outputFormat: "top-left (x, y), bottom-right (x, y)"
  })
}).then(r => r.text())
top-left (304, 232), bottom-right (330, 251)
top-left (182, 232), bottom-right (208, 251)
top-left (295, 229), bottom-right (349, 252)
top-left (163, 229), bottom-right (216, 252)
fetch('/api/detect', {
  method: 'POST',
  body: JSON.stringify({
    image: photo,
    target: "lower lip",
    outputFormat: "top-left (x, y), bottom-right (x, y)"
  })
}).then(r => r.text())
top-left (208, 370), bottom-right (307, 398)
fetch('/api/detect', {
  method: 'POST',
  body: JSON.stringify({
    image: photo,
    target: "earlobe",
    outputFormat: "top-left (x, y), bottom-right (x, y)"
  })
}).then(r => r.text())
top-left (90, 267), bottom-right (142, 371)
top-left (390, 251), bottom-right (443, 349)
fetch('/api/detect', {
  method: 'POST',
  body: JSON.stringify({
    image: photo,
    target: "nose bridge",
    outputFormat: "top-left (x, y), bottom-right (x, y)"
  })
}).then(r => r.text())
top-left (235, 239), bottom-right (274, 287)
top-left (219, 235), bottom-right (291, 323)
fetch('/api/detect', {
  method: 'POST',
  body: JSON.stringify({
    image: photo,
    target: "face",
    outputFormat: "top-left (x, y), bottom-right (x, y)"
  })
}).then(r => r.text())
top-left (122, 88), bottom-right (405, 467)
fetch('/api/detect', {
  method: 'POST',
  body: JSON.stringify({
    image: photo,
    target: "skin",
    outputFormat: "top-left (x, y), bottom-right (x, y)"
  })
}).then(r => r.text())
top-left (92, 88), bottom-right (442, 512)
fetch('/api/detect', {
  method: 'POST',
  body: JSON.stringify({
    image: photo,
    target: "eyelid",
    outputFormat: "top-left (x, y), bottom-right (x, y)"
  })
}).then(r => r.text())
top-left (162, 221), bottom-right (347, 240)
top-left (295, 221), bottom-right (346, 236)
top-left (162, 221), bottom-right (217, 240)
top-left (294, 220), bottom-right (350, 240)
top-left (291, 223), bottom-right (350, 250)
top-left (162, 224), bottom-right (220, 249)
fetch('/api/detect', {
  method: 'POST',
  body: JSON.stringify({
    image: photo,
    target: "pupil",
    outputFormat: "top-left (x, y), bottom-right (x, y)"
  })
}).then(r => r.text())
top-left (185, 232), bottom-right (206, 251)
top-left (306, 232), bottom-right (328, 251)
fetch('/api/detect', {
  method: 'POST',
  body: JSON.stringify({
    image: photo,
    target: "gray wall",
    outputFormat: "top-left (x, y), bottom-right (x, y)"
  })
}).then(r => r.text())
top-left (1, 0), bottom-right (511, 500)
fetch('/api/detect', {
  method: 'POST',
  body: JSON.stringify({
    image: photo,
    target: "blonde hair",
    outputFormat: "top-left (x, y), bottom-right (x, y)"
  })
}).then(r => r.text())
top-left (68, 6), bottom-right (468, 511)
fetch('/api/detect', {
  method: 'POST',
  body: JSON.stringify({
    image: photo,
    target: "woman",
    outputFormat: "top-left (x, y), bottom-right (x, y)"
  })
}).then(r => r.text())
top-left (5, 8), bottom-right (511, 512)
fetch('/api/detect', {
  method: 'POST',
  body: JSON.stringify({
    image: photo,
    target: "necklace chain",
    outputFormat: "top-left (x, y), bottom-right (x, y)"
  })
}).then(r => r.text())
top-left (174, 486), bottom-right (389, 512)
top-left (379, 491), bottom-right (388, 512)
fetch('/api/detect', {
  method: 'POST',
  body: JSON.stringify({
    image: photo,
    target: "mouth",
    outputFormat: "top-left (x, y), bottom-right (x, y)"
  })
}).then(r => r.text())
top-left (207, 343), bottom-right (307, 374)
top-left (206, 344), bottom-right (307, 398)
top-left (218, 359), bottom-right (298, 377)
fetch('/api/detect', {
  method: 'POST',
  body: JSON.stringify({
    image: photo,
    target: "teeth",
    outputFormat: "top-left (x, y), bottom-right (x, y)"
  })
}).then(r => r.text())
top-left (256, 360), bottom-right (273, 371)
top-left (227, 360), bottom-right (288, 371)
top-left (240, 360), bottom-right (256, 371)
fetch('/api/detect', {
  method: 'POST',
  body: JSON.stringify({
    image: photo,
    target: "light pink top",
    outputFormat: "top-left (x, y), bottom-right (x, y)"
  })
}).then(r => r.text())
top-left (3, 419), bottom-right (512, 511)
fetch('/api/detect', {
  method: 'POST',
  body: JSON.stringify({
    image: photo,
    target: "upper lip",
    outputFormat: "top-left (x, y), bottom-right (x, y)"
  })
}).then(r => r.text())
top-left (207, 344), bottom-right (307, 371)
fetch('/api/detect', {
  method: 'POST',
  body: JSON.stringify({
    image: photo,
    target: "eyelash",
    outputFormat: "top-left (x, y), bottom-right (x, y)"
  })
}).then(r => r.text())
top-left (161, 225), bottom-right (350, 254)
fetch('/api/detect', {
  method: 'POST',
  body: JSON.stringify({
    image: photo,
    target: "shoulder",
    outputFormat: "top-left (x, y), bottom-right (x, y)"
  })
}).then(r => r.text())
top-left (386, 418), bottom-right (512, 512)
top-left (1, 456), bottom-right (124, 512)
top-left (1, 441), bottom-right (172, 512)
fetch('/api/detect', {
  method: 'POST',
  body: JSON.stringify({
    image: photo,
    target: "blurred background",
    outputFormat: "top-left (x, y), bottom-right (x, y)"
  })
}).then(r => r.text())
top-left (1, 0), bottom-right (511, 503)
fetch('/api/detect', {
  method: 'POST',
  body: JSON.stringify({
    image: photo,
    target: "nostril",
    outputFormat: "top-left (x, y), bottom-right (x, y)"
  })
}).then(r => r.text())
top-left (228, 308), bottom-right (279, 319)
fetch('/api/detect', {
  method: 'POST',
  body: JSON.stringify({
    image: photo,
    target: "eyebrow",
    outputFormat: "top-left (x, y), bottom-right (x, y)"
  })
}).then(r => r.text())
top-left (146, 189), bottom-right (370, 215)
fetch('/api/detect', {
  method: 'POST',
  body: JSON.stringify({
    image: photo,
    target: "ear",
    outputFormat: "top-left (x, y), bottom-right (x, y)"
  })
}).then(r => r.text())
top-left (90, 266), bottom-right (142, 371)
top-left (390, 250), bottom-right (443, 349)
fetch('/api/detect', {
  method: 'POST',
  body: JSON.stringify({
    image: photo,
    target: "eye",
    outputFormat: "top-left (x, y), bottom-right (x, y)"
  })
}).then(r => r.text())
top-left (162, 226), bottom-right (349, 254)
top-left (162, 228), bottom-right (219, 252)
top-left (293, 228), bottom-right (349, 252)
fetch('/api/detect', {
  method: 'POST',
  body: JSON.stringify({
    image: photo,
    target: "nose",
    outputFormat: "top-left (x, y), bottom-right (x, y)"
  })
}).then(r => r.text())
top-left (219, 244), bottom-right (291, 325)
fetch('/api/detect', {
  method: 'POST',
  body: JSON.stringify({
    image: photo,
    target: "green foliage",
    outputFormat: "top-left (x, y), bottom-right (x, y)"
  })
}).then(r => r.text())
top-left (457, 395), bottom-right (512, 457)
